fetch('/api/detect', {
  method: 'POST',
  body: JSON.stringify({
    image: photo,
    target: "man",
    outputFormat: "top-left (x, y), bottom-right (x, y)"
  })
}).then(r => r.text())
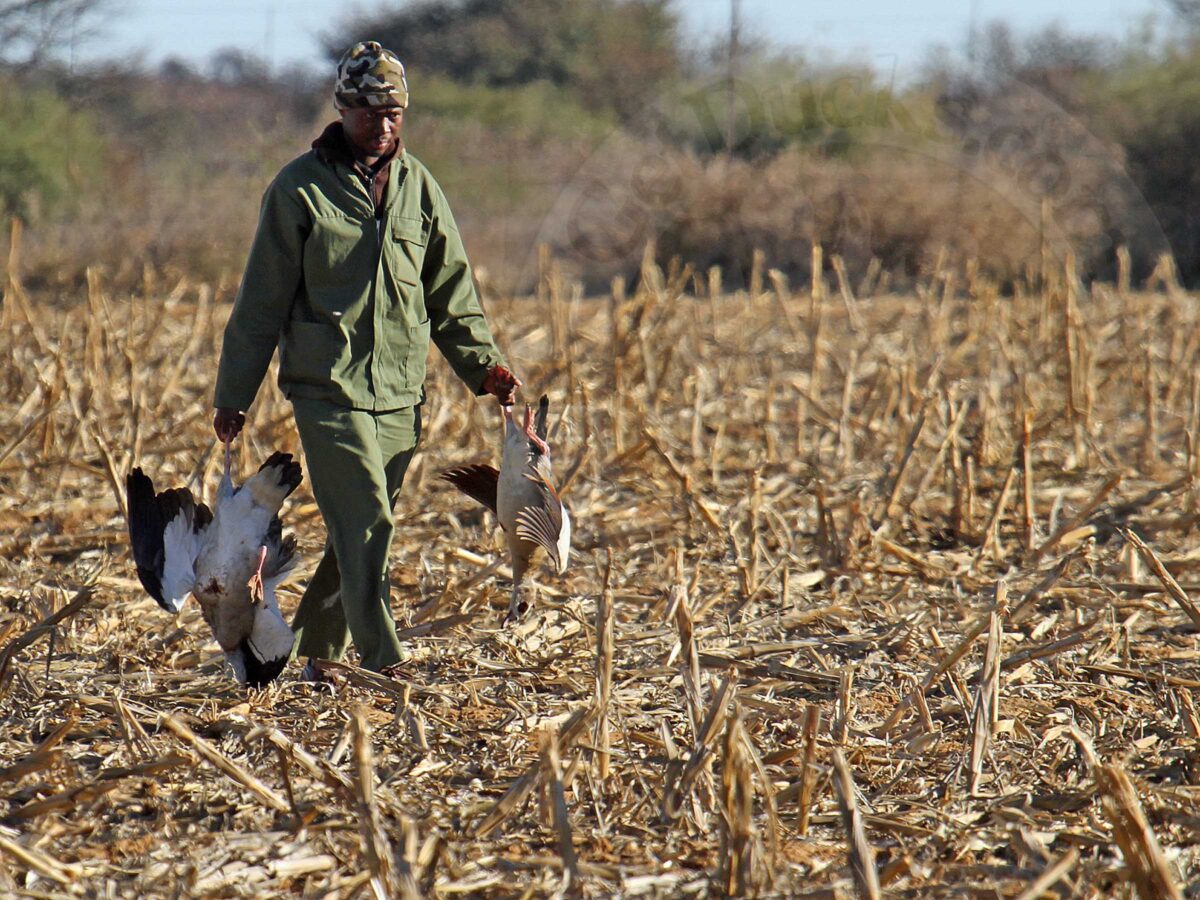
top-left (213, 41), bottom-right (519, 674)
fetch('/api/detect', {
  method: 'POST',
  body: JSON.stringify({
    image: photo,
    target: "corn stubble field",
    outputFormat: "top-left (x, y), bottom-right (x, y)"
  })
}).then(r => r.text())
top-left (1, 237), bottom-right (1199, 898)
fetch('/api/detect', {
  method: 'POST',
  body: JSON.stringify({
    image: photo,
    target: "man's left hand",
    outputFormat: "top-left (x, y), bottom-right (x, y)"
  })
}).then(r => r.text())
top-left (481, 365), bottom-right (522, 406)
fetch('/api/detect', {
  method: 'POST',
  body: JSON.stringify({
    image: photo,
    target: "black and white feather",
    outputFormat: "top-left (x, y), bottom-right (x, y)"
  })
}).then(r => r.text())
top-left (125, 451), bottom-right (302, 687)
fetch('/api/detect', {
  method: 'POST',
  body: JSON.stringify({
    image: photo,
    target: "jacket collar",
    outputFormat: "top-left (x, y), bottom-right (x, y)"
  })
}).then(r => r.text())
top-left (312, 121), bottom-right (404, 174)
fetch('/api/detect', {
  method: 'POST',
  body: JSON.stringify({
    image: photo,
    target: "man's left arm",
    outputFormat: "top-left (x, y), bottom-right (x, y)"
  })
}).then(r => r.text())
top-left (422, 186), bottom-right (507, 395)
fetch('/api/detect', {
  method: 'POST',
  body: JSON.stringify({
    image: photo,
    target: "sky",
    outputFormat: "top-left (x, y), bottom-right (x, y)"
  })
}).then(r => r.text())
top-left (80, 0), bottom-right (1169, 76)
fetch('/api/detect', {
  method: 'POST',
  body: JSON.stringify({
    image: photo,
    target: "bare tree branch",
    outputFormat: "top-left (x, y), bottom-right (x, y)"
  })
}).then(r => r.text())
top-left (0, 0), bottom-right (110, 66)
top-left (1165, 0), bottom-right (1200, 25)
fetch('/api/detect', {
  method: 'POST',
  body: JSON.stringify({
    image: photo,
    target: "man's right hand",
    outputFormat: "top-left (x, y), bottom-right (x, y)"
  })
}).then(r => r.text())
top-left (481, 365), bottom-right (522, 406)
top-left (213, 408), bottom-right (245, 442)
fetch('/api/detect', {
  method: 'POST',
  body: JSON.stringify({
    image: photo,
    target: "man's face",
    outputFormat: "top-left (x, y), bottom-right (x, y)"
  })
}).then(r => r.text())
top-left (341, 106), bottom-right (403, 158)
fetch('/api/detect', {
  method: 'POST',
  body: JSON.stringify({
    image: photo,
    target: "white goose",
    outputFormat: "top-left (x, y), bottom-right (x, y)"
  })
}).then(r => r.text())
top-left (125, 447), bottom-right (300, 686)
top-left (443, 395), bottom-right (571, 621)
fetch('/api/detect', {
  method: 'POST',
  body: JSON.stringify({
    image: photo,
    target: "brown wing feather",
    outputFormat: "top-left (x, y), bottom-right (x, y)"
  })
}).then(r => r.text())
top-left (441, 464), bottom-right (499, 513)
top-left (515, 507), bottom-right (563, 571)
top-left (513, 471), bottom-right (565, 570)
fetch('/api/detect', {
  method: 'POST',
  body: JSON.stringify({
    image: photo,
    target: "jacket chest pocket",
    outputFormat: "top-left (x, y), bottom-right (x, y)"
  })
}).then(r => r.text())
top-left (305, 214), bottom-right (371, 291)
top-left (390, 217), bottom-right (427, 286)
top-left (302, 214), bottom-right (372, 324)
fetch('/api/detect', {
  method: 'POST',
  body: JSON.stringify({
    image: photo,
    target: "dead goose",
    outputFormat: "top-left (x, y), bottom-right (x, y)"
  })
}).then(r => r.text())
top-left (443, 395), bottom-right (571, 621)
top-left (125, 447), bottom-right (301, 687)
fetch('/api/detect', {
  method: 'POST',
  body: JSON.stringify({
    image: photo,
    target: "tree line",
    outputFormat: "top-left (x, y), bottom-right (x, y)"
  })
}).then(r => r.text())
top-left (3, 0), bottom-right (1200, 288)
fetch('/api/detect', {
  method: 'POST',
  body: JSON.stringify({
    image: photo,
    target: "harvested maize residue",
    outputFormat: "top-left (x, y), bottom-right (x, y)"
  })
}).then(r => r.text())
top-left (1, 253), bottom-right (1199, 896)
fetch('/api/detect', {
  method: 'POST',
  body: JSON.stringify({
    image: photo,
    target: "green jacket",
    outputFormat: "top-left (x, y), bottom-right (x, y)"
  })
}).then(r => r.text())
top-left (215, 136), bottom-right (505, 413)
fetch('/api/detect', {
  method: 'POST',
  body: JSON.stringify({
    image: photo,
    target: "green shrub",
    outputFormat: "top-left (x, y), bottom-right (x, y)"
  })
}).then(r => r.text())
top-left (661, 60), bottom-right (939, 159)
top-left (412, 74), bottom-right (617, 142)
top-left (0, 77), bottom-right (108, 220)
top-left (1089, 42), bottom-right (1200, 280)
top-left (325, 0), bottom-right (681, 123)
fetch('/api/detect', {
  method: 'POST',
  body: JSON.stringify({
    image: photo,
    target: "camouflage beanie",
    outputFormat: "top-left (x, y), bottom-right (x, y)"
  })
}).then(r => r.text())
top-left (334, 41), bottom-right (409, 110)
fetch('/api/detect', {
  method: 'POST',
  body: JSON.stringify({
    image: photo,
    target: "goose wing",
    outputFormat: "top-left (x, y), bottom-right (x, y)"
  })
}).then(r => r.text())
top-left (125, 468), bottom-right (212, 612)
top-left (441, 464), bottom-right (500, 514)
top-left (514, 469), bottom-right (571, 574)
top-left (239, 451), bottom-right (302, 516)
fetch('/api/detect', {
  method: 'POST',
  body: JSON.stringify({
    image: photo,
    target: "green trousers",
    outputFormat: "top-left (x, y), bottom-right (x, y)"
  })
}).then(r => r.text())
top-left (289, 396), bottom-right (421, 671)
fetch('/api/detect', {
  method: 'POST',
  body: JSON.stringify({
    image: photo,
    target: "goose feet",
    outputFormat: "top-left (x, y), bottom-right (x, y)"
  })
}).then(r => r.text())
top-left (247, 545), bottom-right (268, 604)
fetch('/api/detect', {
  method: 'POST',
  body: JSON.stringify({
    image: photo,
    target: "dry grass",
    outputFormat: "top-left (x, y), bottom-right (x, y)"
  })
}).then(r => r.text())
top-left (1, 234), bottom-right (1200, 897)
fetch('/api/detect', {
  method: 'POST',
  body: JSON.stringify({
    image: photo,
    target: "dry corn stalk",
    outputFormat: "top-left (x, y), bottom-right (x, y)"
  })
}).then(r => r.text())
top-left (662, 676), bottom-right (735, 823)
top-left (0, 586), bottom-right (94, 686)
top-left (350, 705), bottom-right (402, 900)
top-left (1096, 763), bottom-right (1182, 900)
top-left (397, 816), bottom-right (422, 900)
top-left (974, 465), bottom-right (1016, 566)
top-left (644, 425), bottom-right (722, 532)
top-left (10, 249), bottom-right (1200, 896)
top-left (967, 582), bottom-right (1005, 794)
top-left (593, 549), bottom-right (615, 780)
top-left (1014, 848), bottom-right (1079, 900)
top-left (250, 725), bottom-right (355, 800)
top-left (672, 551), bottom-right (704, 741)
top-left (878, 590), bottom-right (1001, 736)
top-left (836, 668), bottom-right (854, 744)
top-left (719, 704), bottom-right (757, 897)
top-left (540, 728), bottom-right (580, 890)
top-left (158, 713), bottom-right (290, 814)
top-left (0, 832), bottom-right (81, 885)
top-left (477, 705), bottom-right (595, 839)
top-left (832, 749), bottom-right (881, 900)
top-left (796, 705), bottom-right (822, 836)
top-left (1031, 474), bottom-right (1120, 562)
top-left (880, 406), bottom-right (927, 525)
top-left (1123, 529), bottom-right (1200, 628)
top-left (1022, 411), bottom-right (1036, 549)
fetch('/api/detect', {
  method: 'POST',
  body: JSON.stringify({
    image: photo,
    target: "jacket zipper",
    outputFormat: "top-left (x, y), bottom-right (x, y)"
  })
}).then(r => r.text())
top-left (355, 158), bottom-right (406, 408)
top-left (352, 166), bottom-right (386, 405)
